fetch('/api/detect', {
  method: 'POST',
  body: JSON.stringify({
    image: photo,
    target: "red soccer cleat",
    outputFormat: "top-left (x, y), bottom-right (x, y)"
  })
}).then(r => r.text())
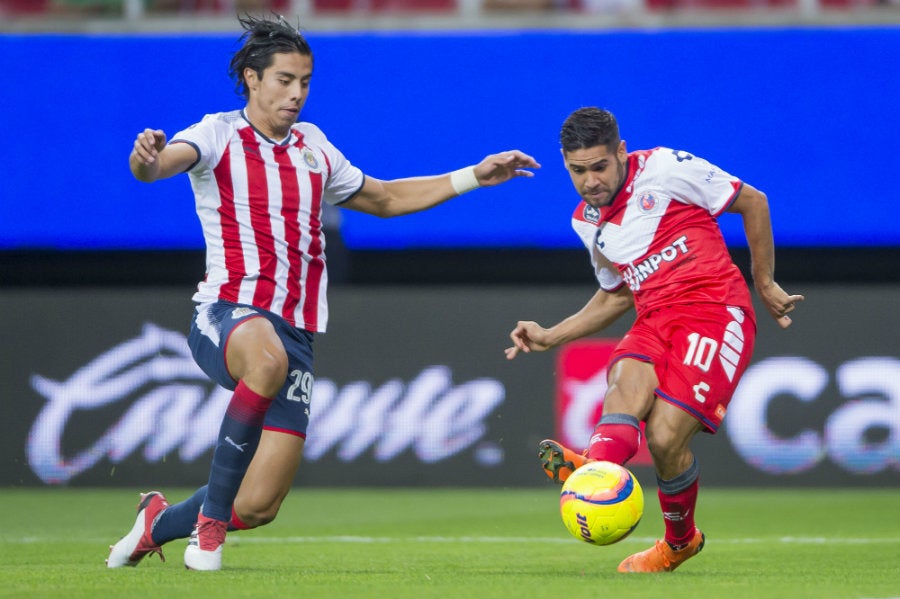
top-left (106, 491), bottom-right (169, 568)
top-left (183, 513), bottom-right (228, 571)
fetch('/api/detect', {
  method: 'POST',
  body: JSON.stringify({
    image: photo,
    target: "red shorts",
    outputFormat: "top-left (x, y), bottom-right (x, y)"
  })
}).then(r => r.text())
top-left (610, 303), bottom-right (757, 432)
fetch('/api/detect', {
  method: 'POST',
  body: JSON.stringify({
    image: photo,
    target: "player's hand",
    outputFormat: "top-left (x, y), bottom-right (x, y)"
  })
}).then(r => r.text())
top-left (505, 320), bottom-right (553, 360)
top-left (132, 128), bottom-right (168, 165)
top-left (474, 150), bottom-right (540, 187)
top-left (756, 281), bottom-right (804, 329)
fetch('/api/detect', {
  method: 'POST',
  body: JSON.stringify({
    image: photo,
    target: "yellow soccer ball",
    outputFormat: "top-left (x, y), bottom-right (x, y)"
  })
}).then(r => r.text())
top-left (559, 461), bottom-right (644, 546)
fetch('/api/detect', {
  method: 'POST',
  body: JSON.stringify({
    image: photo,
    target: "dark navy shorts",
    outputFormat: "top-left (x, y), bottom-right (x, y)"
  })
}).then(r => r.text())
top-left (188, 300), bottom-right (315, 438)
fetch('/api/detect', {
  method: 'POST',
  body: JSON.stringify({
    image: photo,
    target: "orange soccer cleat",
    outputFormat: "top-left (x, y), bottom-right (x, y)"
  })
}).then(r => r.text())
top-left (617, 528), bottom-right (706, 573)
top-left (538, 439), bottom-right (590, 484)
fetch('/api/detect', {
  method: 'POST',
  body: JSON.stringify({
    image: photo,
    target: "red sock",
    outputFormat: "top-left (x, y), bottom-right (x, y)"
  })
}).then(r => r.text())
top-left (658, 477), bottom-right (699, 548)
top-left (227, 380), bottom-right (272, 425)
top-left (228, 507), bottom-right (253, 531)
top-left (586, 420), bottom-right (641, 464)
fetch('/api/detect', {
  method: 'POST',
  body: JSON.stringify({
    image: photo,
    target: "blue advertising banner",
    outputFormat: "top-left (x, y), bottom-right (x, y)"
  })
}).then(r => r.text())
top-left (1, 27), bottom-right (898, 251)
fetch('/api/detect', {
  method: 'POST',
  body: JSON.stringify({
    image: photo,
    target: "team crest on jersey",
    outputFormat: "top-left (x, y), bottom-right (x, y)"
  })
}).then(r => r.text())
top-left (583, 205), bottom-right (600, 224)
top-left (301, 148), bottom-right (321, 171)
top-left (638, 193), bottom-right (658, 213)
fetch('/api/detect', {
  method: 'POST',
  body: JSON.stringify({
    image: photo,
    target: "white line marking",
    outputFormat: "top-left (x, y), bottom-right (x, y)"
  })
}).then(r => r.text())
top-left (229, 535), bottom-right (900, 546)
top-left (7, 535), bottom-right (899, 545)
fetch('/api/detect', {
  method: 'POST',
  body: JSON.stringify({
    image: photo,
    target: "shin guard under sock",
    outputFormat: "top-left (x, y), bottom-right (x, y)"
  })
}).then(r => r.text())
top-left (202, 380), bottom-right (273, 523)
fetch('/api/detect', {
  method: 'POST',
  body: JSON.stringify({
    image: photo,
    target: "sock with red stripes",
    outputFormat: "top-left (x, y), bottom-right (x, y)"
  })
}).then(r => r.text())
top-left (657, 457), bottom-right (700, 549)
top-left (586, 413), bottom-right (642, 464)
top-left (201, 380), bottom-right (273, 523)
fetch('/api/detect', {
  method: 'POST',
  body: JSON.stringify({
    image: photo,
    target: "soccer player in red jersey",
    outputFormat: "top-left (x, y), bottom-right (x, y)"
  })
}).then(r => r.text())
top-left (505, 107), bottom-right (802, 573)
top-left (107, 14), bottom-right (539, 571)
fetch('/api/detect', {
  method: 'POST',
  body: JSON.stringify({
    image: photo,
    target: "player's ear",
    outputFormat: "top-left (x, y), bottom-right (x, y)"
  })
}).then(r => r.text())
top-left (244, 67), bottom-right (259, 92)
top-left (617, 140), bottom-right (627, 161)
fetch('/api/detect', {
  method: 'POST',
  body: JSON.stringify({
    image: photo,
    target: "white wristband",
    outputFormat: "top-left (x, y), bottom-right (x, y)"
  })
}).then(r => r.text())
top-left (449, 166), bottom-right (481, 195)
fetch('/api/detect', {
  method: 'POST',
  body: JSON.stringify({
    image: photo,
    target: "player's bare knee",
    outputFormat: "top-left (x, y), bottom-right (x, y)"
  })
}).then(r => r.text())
top-left (604, 387), bottom-right (653, 420)
top-left (645, 426), bottom-right (682, 465)
top-left (243, 350), bottom-right (289, 397)
top-left (258, 350), bottom-right (289, 384)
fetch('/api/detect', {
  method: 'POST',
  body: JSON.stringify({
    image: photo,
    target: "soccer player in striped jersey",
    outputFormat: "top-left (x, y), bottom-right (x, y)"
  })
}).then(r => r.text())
top-left (107, 14), bottom-right (538, 572)
top-left (505, 107), bottom-right (802, 573)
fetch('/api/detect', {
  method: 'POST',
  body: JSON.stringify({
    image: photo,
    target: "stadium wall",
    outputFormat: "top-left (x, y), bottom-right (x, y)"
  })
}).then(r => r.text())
top-left (3, 284), bottom-right (898, 488)
top-left (3, 27), bottom-right (897, 490)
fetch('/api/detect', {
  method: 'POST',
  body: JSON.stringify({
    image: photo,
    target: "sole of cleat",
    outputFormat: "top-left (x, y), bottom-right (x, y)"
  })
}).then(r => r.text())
top-left (538, 440), bottom-right (576, 484)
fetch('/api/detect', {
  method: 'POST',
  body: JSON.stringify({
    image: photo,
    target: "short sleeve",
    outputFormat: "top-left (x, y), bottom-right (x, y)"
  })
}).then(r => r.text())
top-left (295, 123), bottom-right (364, 206)
top-left (649, 148), bottom-right (743, 217)
top-left (170, 113), bottom-right (236, 172)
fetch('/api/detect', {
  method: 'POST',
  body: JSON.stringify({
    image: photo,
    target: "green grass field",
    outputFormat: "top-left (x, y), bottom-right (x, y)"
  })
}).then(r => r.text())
top-left (1, 487), bottom-right (898, 599)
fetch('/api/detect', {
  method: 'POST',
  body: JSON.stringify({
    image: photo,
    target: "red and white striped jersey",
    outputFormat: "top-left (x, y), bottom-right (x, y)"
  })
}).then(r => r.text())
top-left (572, 147), bottom-right (754, 319)
top-left (172, 110), bottom-right (364, 332)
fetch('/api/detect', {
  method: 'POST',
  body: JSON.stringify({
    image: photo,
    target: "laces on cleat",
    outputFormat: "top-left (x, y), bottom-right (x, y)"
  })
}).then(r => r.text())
top-left (184, 515), bottom-right (227, 571)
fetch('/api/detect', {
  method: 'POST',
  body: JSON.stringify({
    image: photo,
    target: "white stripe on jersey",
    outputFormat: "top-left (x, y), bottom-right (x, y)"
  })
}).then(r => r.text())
top-left (172, 110), bottom-right (364, 333)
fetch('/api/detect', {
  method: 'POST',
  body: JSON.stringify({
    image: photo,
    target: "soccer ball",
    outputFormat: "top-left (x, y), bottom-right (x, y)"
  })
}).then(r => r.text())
top-left (559, 461), bottom-right (644, 546)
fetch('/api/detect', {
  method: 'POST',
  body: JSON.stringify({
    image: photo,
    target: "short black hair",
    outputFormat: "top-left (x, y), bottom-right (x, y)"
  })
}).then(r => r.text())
top-left (560, 107), bottom-right (620, 153)
top-left (228, 14), bottom-right (313, 99)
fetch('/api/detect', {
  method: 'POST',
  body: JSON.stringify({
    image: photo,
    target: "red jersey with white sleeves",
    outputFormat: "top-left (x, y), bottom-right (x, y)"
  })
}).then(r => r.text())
top-left (172, 110), bottom-right (364, 333)
top-left (571, 147), bottom-right (753, 318)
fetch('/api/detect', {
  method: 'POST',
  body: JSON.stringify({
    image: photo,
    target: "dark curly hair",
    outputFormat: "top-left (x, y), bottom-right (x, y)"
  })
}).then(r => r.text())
top-left (228, 14), bottom-right (313, 99)
top-left (560, 107), bottom-right (620, 153)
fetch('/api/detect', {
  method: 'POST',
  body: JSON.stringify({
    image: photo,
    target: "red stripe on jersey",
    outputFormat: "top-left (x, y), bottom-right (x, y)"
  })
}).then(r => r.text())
top-left (239, 127), bottom-right (276, 310)
top-left (302, 170), bottom-right (325, 330)
top-left (602, 154), bottom-right (639, 227)
top-left (273, 144), bottom-right (303, 324)
top-left (213, 143), bottom-right (245, 303)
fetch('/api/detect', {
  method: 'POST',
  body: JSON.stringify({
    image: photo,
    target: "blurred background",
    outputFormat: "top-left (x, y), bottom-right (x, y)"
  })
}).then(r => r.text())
top-left (1, 1), bottom-right (898, 490)
top-left (3, 0), bottom-right (899, 25)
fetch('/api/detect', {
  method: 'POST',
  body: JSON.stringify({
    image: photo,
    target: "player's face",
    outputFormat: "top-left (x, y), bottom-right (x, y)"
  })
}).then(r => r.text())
top-left (562, 141), bottom-right (627, 208)
top-left (244, 51), bottom-right (313, 140)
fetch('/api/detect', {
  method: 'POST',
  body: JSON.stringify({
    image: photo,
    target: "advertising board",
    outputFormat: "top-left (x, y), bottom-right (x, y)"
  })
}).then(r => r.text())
top-left (2, 284), bottom-right (897, 487)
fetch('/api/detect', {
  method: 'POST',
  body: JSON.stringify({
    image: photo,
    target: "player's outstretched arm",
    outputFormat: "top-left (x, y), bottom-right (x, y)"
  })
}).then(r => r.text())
top-left (472, 150), bottom-right (542, 188)
top-left (505, 287), bottom-right (632, 360)
top-left (728, 183), bottom-right (804, 328)
top-left (341, 150), bottom-right (540, 218)
top-left (129, 128), bottom-right (198, 183)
